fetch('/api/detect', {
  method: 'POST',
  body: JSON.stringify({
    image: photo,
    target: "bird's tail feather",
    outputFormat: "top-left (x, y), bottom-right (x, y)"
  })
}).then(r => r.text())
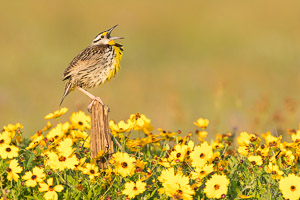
top-left (59, 81), bottom-right (73, 106)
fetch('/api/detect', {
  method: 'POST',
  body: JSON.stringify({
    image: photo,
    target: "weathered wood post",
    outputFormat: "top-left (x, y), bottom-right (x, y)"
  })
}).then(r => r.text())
top-left (90, 101), bottom-right (114, 168)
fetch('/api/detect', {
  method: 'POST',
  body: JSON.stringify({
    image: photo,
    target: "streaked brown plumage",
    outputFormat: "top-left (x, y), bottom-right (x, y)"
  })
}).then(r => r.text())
top-left (60, 25), bottom-right (124, 106)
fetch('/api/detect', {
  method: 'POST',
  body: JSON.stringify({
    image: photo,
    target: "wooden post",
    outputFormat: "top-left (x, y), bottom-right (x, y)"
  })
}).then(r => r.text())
top-left (90, 101), bottom-right (114, 168)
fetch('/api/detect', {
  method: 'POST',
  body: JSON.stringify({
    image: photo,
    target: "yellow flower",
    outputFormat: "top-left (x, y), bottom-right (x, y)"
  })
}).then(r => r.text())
top-left (194, 118), bottom-right (209, 129)
top-left (46, 124), bottom-right (65, 143)
top-left (128, 113), bottom-right (153, 134)
top-left (30, 130), bottom-right (44, 140)
top-left (248, 155), bottom-right (263, 166)
top-left (158, 158), bottom-right (170, 168)
top-left (0, 144), bottom-right (19, 159)
top-left (265, 163), bottom-right (283, 180)
top-left (168, 143), bottom-right (189, 165)
top-left (256, 145), bottom-right (269, 157)
top-left (262, 131), bottom-right (282, 147)
top-left (45, 138), bottom-right (78, 170)
top-left (189, 142), bottom-right (213, 168)
top-left (158, 168), bottom-right (195, 200)
top-left (3, 123), bottom-right (23, 133)
top-left (22, 167), bottom-right (46, 187)
top-left (70, 130), bottom-right (88, 140)
top-left (122, 180), bottom-right (146, 199)
top-left (44, 107), bottom-right (68, 119)
top-left (279, 174), bottom-right (300, 200)
top-left (74, 157), bottom-right (86, 171)
top-left (197, 130), bottom-right (208, 141)
top-left (0, 132), bottom-right (12, 146)
top-left (56, 138), bottom-right (74, 157)
top-left (165, 182), bottom-right (195, 200)
top-left (82, 163), bottom-right (100, 180)
top-left (211, 141), bottom-right (224, 150)
top-left (45, 151), bottom-right (78, 171)
top-left (103, 167), bottom-right (114, 181)
top-left (26, 135), bottom-right (45, 150)
top-left (204, 174), bottom-right (230, 199)
top-left (126, 138), bottom-right (142, 151)
top-left (42, 121), bottom-right (52, 132)
top-left (136, 159), bottom-right (146, 171)
top-left (39, 178), bottom-right (64, 200)
top-left (291, 130), bottom-right (300, 143)
top-left (112, 152), bottom-right (136, 177)
top-left (158, 128), bottom-right (177, 138)
top-left (237, 131), bottom-right (258, 146)
top-left (237, 146), bottom-right (249, 156)
top-left (190, 164), bottom-right (214, 181)
top-left (70, 111), bottom-right (91, 130)
top-left (281, 149), bottom-right (295, 165)
top-left (7, 159), bottom-right (22, 182)
top-left (158, 168), bottom-right (176, 183)
top-left (109, 120), bottom-right (132, 134)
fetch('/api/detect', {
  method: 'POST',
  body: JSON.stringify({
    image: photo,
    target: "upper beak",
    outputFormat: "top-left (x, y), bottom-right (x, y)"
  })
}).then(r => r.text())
top-left (107, 25), bottom-right (124, 40)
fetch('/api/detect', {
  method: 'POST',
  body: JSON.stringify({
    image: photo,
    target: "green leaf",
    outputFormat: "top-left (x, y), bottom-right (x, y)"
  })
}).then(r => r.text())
top-left (66, 174), bottom-right (76, 185)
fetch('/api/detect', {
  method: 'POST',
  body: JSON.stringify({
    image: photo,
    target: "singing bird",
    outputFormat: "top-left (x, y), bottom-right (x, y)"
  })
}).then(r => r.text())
top-left (60, 25), bottom-right (124, 109)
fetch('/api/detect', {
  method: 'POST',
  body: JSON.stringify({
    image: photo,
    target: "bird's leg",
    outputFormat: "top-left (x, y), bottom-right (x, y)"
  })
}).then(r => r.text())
top-left (77, 87), bottom-right (105, 111)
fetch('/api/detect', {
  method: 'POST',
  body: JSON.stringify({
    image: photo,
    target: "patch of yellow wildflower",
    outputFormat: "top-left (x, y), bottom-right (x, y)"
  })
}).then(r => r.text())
top-left (0, 108), bottom-right (299, 200)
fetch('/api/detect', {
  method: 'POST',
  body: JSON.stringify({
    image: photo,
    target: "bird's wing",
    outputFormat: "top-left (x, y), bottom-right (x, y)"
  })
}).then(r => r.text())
top-left (62, 45), bottom-right (107, 81)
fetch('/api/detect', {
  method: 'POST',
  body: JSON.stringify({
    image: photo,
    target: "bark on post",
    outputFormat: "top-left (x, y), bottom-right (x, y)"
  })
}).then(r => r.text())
top-left (90, 101), bottom-right (113, 168)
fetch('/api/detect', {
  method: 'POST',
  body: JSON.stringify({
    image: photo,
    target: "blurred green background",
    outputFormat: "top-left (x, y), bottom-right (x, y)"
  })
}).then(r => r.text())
top-left (1, 1), bottom-right (300, 138)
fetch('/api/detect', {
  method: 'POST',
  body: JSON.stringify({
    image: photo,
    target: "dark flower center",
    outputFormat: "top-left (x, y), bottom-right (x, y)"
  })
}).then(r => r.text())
top-left (176, 153), bottom-right (181, 158)
top-left (121, 162), bottom-right (128, 168)
top-left (214, 184), bottom-right (220, 190)
top-left (78, 121), bottom-right (83, 126)
top-left (90, 170), bottom-right (95, 174)
top-left (7, 168), bottom-right (12, 172)
top-left (49, 185), bottom-right (54, 191)
top-left (200, 153), bottom-right (205, 158)
top-left (133, 186), bottom-right (138, 191)
top-left (135, 113), bottom-right (141, 120)
top-left (251, 161), bottom-right (256, 165)
top-left (250, 136), bottom-right (257, 142)
top-left (59, 156), bottom-right (66, 162)
top-left (5, 147), bottom-right (12, 152)
top-left (31, 175), bottom-right (37, 180)
top-left (0, 139), bottom-right (4, 144)
top-left (269, 141), bottom-right (277, 147)
top-left (291, 185), bottom-right (296, 191)
top-left (200, 170), bottom-right (205, 175)
top-left (177, 189), bottom-right (183, 194)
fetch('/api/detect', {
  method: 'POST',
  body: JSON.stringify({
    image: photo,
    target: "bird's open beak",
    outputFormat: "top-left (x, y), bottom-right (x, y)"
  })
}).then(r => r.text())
top-left (107, 25), bottom-right (124, 40)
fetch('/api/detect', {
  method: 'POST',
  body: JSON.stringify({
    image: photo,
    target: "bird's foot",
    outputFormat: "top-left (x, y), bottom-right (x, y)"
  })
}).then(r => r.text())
top-left (87, 97), bottom-right (110, 113)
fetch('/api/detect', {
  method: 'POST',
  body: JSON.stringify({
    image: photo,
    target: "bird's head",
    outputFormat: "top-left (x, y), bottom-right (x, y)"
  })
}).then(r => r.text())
top-left (92, 25), bottom-right (124, 46)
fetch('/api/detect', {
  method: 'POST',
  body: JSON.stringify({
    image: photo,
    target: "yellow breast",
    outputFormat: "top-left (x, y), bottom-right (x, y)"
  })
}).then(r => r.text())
top-left (106, 45), bottom-right (123, 81)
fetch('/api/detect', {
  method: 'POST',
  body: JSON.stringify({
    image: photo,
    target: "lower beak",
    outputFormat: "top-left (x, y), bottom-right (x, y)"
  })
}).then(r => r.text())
top-left (110, 36), bottom-right (124, 40)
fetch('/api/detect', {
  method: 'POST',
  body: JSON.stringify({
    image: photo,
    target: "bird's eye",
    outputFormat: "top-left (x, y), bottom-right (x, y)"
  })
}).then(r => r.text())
top-left (101, 35), bottom-right (104, 39)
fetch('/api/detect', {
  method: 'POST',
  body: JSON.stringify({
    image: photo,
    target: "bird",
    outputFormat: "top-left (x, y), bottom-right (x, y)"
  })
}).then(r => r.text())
top-left (59, 25), bottom-right (124, 109)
